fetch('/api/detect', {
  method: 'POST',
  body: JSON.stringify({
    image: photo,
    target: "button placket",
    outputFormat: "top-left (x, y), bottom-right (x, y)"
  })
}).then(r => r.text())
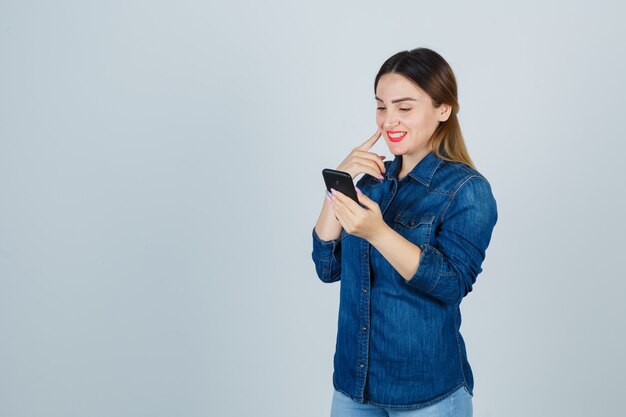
top-left (355, 238), bottom-right (371, 399)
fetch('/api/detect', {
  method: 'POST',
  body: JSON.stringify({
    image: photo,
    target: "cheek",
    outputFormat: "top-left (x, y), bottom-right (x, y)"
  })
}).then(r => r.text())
top-left (401, 114), bottom-right (419, 128)
top-left (375, 114), bottom-right (384, 127)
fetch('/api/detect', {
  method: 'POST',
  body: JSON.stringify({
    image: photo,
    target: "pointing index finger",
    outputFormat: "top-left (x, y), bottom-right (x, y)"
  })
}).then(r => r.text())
top-left (355, 129), bottom-right (382, 151)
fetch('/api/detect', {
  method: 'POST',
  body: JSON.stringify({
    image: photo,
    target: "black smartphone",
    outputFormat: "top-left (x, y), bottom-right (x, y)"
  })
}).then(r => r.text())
top-left (322, 168), bottom-right (360, 204)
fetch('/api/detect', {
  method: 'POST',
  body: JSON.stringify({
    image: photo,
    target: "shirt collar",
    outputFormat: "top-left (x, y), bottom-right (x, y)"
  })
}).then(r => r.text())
top-left (386, 150), bottom-right (444, 188)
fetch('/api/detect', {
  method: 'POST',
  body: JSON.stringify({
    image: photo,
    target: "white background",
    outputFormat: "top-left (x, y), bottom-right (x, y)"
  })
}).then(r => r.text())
top-left (1, 1), bottom-right (625, 416)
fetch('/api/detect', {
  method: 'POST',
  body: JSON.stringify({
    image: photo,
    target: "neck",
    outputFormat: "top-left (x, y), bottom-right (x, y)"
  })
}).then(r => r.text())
top-left (399, 147), bottom-right (432, 178)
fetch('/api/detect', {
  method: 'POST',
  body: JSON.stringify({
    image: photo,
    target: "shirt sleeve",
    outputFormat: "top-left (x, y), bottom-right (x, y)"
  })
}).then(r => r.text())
top-left (405, 176), bottom-right (498, 305)
top-left (311, 227), bottom-right (342, 283)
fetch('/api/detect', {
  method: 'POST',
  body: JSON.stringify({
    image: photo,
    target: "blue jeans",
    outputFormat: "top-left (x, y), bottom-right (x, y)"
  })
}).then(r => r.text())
top-left (330, 386), bottom-right (472, 417)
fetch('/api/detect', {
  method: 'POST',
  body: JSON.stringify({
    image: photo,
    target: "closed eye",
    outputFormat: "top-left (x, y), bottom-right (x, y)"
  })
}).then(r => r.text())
top-left (376, 107), bottom-right (411, 112)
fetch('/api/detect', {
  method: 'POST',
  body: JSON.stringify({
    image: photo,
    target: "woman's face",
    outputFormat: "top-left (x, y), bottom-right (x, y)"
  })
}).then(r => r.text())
top-left (375, 72), bottom-right (450, 159)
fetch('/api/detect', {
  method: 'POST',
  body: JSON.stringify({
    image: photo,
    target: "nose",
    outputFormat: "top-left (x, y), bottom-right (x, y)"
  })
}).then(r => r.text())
top-left (383, 114), bottom-right (401, 129)
top-left (384, 120), bottom-right (400, 129)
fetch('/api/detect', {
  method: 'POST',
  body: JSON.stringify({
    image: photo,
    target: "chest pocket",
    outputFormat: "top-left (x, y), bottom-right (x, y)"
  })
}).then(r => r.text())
top-left (392, 213), bottom-right (436, 246)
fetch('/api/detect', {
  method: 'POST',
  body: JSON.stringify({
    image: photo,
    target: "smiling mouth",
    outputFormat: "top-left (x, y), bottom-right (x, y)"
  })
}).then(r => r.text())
top-left (387, 130), bottom-right (407, 142)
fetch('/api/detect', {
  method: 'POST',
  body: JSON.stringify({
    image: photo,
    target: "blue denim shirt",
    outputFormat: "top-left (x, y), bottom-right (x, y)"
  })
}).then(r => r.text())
top-left (311, 150), bottom-right (498, 410)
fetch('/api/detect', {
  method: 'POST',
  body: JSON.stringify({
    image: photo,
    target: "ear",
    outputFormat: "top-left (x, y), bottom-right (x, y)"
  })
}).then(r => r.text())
top-left (437, 103), bottom-right (452, 122)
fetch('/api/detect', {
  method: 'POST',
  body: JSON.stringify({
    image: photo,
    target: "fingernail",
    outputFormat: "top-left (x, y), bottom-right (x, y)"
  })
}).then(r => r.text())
top-left (355, 186), bottom-right (362, 194)
top-left (331, 188), bottom-right (337, 195)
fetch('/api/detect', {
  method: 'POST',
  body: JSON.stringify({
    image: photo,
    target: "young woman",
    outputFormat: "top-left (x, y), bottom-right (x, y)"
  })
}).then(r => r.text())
top-left (311, 48), bottom-right (498, 416)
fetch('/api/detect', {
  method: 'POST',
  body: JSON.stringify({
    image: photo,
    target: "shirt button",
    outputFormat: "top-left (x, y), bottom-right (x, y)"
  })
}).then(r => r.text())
top-left (409, 221), bottom-right (415, 226)
top-left (360, 363), bottom-right (365, 368)
top-left (362, 326), bottom-right (367, 331)
top-left (363, 288), bottom-right (367, 293)
top-left (362, 253), bottom-right (367, 258)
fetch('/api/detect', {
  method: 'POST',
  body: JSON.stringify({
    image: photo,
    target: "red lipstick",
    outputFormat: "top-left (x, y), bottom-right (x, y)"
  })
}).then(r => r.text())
top-left (386, 130), bottom-right (407, 143)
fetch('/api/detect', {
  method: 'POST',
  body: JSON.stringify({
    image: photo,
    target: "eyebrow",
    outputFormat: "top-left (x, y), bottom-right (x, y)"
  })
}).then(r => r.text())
top-left (375, 96), bottom-right (417, 104)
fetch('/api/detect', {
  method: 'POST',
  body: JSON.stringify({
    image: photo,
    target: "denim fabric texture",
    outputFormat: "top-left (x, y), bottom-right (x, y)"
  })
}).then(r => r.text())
top-left (311, 150), bottom-right (498, 410)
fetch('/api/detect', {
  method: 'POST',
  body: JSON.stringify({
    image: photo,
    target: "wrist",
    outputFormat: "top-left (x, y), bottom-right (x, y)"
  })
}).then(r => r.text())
top-left (367, 222), bottom-right (393, 247)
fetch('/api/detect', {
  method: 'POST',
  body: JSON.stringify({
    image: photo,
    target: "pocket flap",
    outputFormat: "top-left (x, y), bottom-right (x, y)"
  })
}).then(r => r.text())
top-left (393, 213), bottom-right (435, 228)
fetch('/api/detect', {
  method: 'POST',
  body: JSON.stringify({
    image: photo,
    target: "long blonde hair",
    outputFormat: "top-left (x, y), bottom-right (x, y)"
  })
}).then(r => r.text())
top-left (374, 48), bottom-right (475, 169)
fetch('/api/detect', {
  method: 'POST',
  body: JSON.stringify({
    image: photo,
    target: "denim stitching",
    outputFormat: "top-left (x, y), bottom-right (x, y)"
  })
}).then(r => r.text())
top-left (426, 247), bottom-right (444, 293)
top-left (440, 175), bottom-right (478, 222)
top-left (321, 258), bottom-right (330, 282)
top-left (392, 213), bottom-right (435, 228)
top-left (426, 158), bottom-right (443, 185)
top-left (363, 383), bottom-right (465, 411)
top-left (454, 308), bottom-right (469, 387)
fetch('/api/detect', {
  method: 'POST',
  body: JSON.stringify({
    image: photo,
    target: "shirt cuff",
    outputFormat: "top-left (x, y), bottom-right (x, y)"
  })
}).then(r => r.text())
top-left (312, 227), bottom-right (341, 262)
top-left (405, 243), bottom-right (444, 293)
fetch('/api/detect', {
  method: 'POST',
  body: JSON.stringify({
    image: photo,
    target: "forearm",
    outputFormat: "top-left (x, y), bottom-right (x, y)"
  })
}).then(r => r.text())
top-left (368, 224), bottom-right (423, 281)
top-left (314, 195), bottom-right (343, 241)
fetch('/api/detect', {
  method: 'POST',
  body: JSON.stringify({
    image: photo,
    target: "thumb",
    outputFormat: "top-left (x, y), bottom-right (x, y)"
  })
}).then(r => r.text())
top-left (355, 187), bottom-right (377, 209)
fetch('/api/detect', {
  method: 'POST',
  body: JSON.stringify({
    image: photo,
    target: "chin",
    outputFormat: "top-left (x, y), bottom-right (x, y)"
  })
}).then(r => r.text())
top-left (386, 141), bottom-right (409, 156)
